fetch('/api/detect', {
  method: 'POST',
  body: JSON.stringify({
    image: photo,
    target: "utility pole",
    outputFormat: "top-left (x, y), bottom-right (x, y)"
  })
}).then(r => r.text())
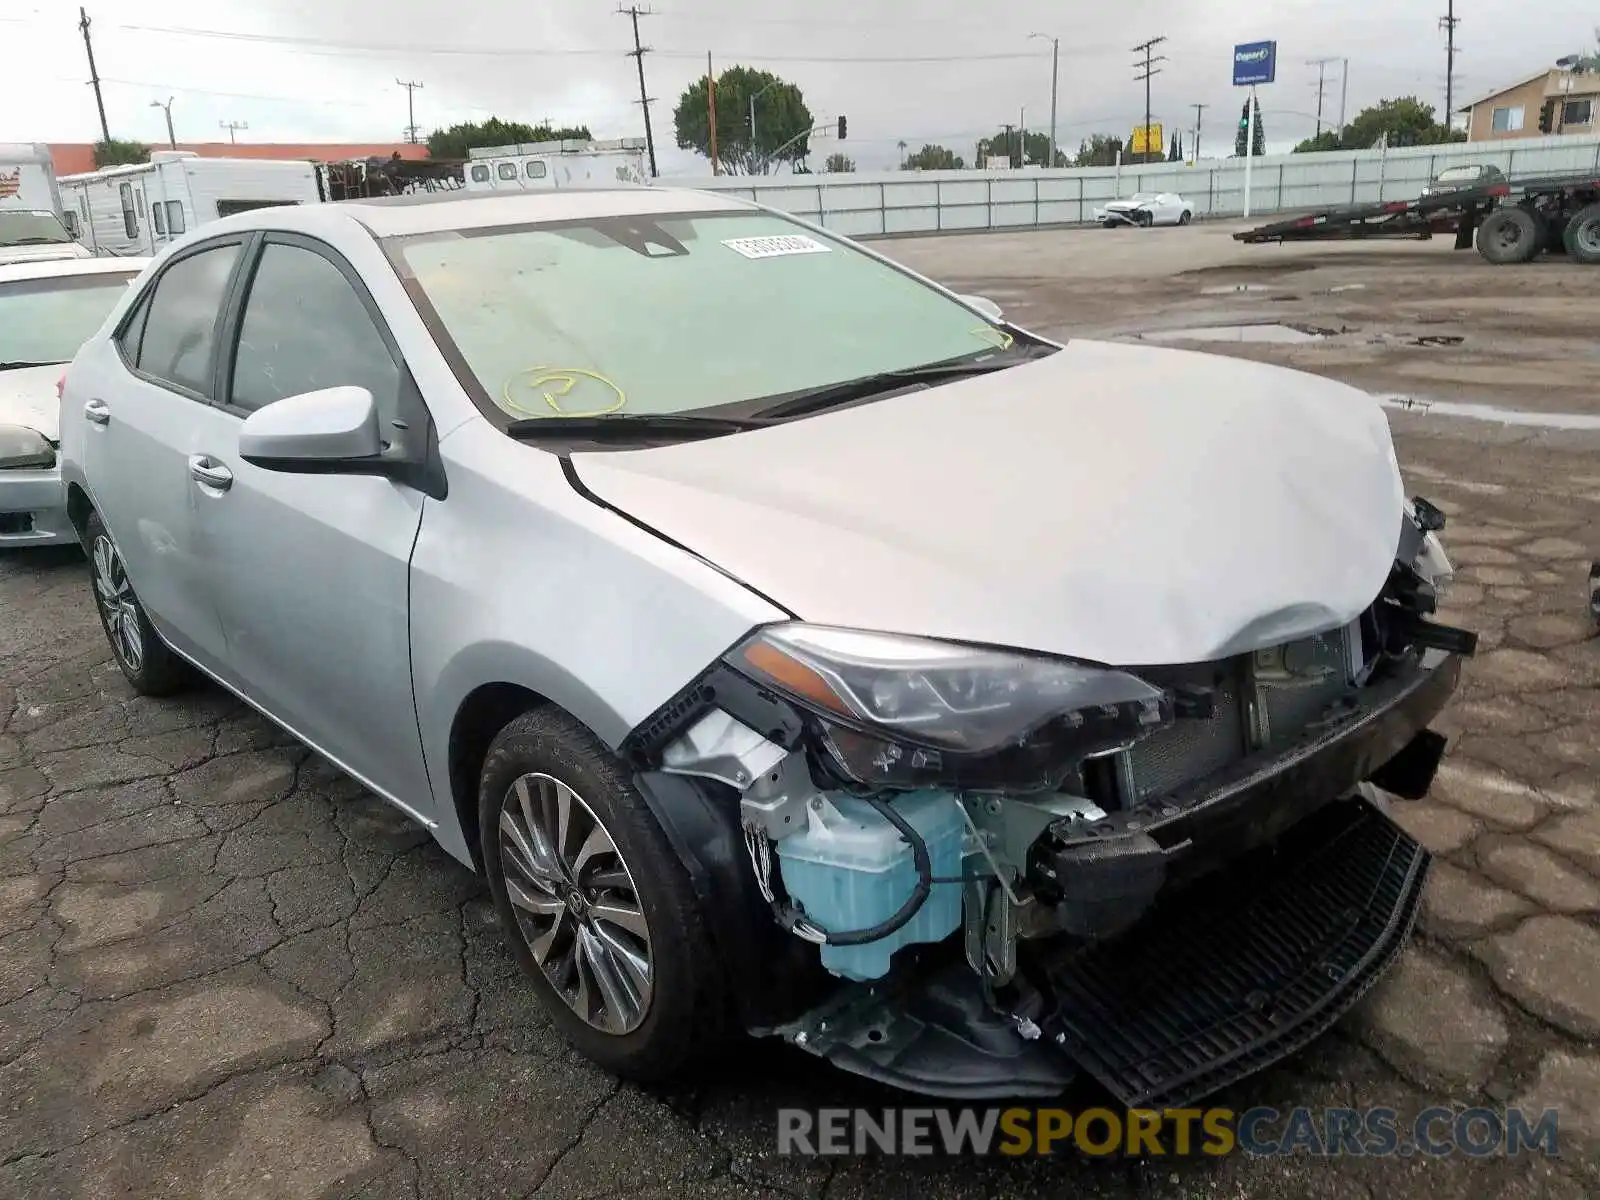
top-left (396, 79), bottom-right (424, 144)
top-left (1340, 58), bottom-right (1350, 129)
top-left (78, 7), bottom-right (110, 145)
top-left (706, 52), bottom-right (719, 176)
top-left (149, 97), bottom-right (176, 148)
top-left (1029, 33), bottom-right (1060, 167)
top-left (219, 120), bottom-right (247, 144)
top-left (1307, 57), bottom-right (1339, 138)
top-left (1131, 36), bottom-right (1168, 163)
top-left (1001, 122), bottom-right (1015, 168)
top-left (1019, 107), bottom-right (1027, 165)
top-left (1191, 102), bottom-right (1207, 160)
top-left (1440, 1), bottom-right (1460, 127)
top-left (618, 7), bottom-right (659, 178)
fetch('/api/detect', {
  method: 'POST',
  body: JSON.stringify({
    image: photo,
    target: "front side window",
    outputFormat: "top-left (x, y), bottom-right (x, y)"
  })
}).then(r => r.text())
top-left (390, 210), bottom-right (1020, 422)
top-left (1491, 106), bottom-right (1524, 133)
top-left (119, 183), bottom-right (139, 238)
top-left (496, 162), bottom-right (518, 181)
top-left (132, 243), bottom-right (241, 397)
top-left (0, 272), bottom-right (140, 367)
top-left (228, 241), bottom-right (399, 415)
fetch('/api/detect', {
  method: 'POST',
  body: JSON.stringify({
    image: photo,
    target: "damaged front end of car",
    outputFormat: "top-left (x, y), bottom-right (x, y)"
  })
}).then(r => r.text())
top-left (621, 496), bottom-right (1473, 1108)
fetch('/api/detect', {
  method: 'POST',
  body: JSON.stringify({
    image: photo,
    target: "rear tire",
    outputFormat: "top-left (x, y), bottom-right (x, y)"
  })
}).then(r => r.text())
top-left (1562, 202), bottom-right (1600, 264)
top-left (83, 510), bottom-right (193, 696)
top-left (478, 707), bottom-right (732, 1081)
top-left (1476, 207), bottom-right (1541, 264)
top-left (1178, 210), bottom-right (1192, 226)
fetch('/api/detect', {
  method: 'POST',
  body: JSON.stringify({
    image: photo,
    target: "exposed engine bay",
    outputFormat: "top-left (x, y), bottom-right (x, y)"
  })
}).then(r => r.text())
top-left (626, 497), bottom-right (1473, 1107)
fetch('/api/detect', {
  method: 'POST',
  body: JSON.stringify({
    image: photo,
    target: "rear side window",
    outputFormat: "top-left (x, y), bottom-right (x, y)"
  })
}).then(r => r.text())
top-left (131, 242), bottom-right (242, 397)
top-left (227, 241), bottom-right (400, 415)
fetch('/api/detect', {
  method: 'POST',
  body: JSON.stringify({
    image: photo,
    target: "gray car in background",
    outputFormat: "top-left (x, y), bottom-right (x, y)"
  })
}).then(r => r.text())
top-left (56, 188), bottom-right (1471, 1108)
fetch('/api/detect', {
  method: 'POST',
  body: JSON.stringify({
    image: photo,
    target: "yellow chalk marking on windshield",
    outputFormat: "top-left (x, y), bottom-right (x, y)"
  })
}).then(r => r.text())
top-left (971, 327), bottom-right (1013, 350)
top-left (502, 367), bottom-right (627, 418)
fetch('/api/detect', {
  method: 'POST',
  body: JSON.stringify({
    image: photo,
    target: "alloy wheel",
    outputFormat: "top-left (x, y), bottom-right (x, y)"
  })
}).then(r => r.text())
top-left (498, 772), bottom-right (654, 1035)
top-left (92, 534), bottom-right (144, 673)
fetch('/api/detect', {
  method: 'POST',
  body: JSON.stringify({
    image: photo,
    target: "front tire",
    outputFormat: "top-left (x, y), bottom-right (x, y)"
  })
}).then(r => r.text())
top-left (1476, 207), bottom-right (1541, 264)
top-left (1178, 210), bottom-right (1192, 225)
top-left (83, 510), bottom-right (192, 696)
top-left (479, 707), bottom-right (731, 1080)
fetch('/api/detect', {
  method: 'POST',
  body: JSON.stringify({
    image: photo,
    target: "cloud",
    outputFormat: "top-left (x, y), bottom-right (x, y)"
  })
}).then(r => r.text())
top-left (1, 0), bottom-right (1591, 168)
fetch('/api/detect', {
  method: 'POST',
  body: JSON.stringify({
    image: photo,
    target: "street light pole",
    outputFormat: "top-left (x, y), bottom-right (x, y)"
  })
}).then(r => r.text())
top-left (748, 79), bottom-right (780, 175)
top-left (1029, 33), bottom-right (1059, 168)
top-left (149, 97), bottom-right (175, 148)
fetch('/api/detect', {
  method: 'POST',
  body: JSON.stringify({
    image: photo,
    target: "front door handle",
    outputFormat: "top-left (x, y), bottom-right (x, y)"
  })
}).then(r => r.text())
top-left (84, 399), bottom-right (110, 425)
top-left (188, 455), bottom-right (233, 491)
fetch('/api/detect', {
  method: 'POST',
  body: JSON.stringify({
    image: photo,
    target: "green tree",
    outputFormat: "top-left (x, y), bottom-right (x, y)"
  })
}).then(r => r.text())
top-left (824, 152), bottom-right (855, 172)
top-left (674, 66), bottom-right (811, 174)
top-left (426, 118), bottom-right (591, 160)
top-left (976, 129), bottom-right (1066, 167)
top-left (903, 144), bottom-right (964, 170)
top-left (93, 139), bottom-right (149, 168)
top-left (1290, 97), bottom-right (1467, 152)
top-left (1234, 95), bottom-right (1266, 156)
top-left (1167, 132), bottom-right (1182, 161)
top-left (1073, 134), bottom-right (1124, 167)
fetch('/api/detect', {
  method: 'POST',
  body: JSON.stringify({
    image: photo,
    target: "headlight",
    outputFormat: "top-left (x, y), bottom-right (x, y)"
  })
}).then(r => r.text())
top-left (727, 624), bottom-right (1172, 792)
top-left (0, 425), bottom-right (55, 470)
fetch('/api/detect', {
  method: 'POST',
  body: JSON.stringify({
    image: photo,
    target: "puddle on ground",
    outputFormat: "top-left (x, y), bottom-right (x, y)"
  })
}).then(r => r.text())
top-left (1139, 322), bottom-right (1334, 344)
top-left (1381, 395), bottom-right (1600, 431)
top-left (1199, 284), bottom-right (1270, 295)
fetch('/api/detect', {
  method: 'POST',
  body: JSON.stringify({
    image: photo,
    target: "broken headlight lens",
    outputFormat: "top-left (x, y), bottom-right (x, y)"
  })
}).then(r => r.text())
top-left (727, 624), bottom-right (1172, 791)
top-left (0, 425), bottom-right (55, 470)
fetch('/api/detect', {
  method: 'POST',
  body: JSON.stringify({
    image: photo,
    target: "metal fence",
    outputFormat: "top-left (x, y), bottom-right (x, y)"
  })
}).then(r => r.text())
top-left (688, 133), bottom-right (1600, 238)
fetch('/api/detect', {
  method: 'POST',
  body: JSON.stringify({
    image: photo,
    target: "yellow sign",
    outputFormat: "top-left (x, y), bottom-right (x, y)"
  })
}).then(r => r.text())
top-left (1130, 123), bottom-right (1164, 155)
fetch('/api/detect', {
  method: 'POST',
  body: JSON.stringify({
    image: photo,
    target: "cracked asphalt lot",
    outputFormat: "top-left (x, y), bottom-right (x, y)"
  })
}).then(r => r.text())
top-left (4, 231), bottom-right (1600, 1198)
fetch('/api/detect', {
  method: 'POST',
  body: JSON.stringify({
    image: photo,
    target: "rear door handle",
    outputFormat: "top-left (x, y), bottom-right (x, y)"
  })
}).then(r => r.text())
top-left (84, 399), bottom-right (110, 425)
top-left (188, 455), bottom-right (233, 491)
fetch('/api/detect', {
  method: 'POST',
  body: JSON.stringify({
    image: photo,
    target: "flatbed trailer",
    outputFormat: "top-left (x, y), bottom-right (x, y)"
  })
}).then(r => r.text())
top-left (1233, 170), bottom-right (1600, 264)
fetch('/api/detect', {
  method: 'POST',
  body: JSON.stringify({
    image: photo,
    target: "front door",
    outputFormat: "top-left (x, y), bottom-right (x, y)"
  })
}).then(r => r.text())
top-left (187, 233), bottom-right (431, 811)
top-left (80, 237), bottom-right (246, 667)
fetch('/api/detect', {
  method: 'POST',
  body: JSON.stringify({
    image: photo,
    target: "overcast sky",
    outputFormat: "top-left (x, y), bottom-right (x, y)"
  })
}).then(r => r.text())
top-left (3, 0), bottom-right (1595, 171)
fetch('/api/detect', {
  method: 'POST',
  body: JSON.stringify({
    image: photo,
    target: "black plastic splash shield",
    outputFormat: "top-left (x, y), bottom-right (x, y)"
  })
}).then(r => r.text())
top-left (1036, 796), bottom-right (1429, 1110)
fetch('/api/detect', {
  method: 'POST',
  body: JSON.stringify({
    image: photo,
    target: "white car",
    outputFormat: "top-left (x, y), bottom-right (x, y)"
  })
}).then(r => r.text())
top-left (0, 256), bottom-right (148, 546)
top-left (1093, 193), bottom-right (1194, 228)
top-left (0, 209), bottom-right (96, 266)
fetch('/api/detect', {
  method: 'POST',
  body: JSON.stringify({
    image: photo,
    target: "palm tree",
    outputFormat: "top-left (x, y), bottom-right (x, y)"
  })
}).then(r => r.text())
top-left (897, 139), bottom-right (908, 169)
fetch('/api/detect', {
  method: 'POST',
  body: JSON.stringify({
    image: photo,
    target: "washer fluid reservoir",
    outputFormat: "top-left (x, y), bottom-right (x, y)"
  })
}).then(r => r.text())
top-left (774, 790), bottom-right (965, 981)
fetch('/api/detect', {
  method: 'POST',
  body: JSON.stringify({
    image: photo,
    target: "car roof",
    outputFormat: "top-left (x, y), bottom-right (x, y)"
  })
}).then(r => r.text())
top-left (0, 256), bottom-right (151, 284)
top-left (199, 186), bottom-right (755, 242)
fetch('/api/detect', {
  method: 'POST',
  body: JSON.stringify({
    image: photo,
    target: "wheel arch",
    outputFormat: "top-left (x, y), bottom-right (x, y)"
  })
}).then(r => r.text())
top-left (65, 481), bottom-right (94, 541)
top-left (445, 680), bottom-right (551, 871)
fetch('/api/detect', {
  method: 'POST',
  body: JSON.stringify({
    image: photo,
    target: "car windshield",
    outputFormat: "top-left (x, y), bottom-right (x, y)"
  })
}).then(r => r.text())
top-left (1433, 166), bottom-right (1483, 182)
top-left (0, 273), bottom-right (138, 366)
top-left (0, 211), bottom-right (75, 247)
top-left (388, 210), bottom-right (1017, 421)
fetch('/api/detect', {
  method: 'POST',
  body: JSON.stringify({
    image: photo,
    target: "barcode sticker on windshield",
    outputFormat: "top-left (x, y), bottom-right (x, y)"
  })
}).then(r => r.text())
top-left (722, 234), bottom-right (832, 259)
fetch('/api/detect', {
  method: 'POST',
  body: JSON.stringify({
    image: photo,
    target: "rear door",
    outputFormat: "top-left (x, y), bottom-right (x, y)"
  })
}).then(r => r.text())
top-left (187, 232), bottom-right (430, 806)
top-left (79, 236), bottom-right (249, 666)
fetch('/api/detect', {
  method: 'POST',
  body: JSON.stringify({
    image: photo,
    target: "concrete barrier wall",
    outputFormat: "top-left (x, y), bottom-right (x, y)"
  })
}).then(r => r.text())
top-left (685, 133), bottom-right (1600, 236)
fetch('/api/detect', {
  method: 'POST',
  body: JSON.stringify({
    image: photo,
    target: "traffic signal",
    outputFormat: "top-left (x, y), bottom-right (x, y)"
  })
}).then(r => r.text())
top-left (1240, 98), bottom-right (1251, 128)
top-left (837, 115), bottom-right (848, 140)
top-left (1538, 99), bottom-right (1556, 134)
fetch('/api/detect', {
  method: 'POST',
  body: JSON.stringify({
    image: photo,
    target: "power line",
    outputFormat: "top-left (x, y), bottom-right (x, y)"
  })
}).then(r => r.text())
top-left (396, 78), bottom-right (423, 144)
top-left (1307, 57), bottom-right (1339, 137)
top-left (1440, 1), bottom-right (1461, 123)
top-left (618, 6), bottom-right (659, 178)
top-left (1131, 35), bottom-right (1167, 161)
top-left (78, 7), bottom-right (110, 144)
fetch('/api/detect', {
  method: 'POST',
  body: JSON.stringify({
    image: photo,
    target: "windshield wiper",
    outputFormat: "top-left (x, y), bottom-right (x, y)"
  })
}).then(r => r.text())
top-left (0, 360), bottom-right (59, 371)
top-left (752, 344), bottom-right (1055, 421)
top-left (504, 412), bottom-right (763, 444)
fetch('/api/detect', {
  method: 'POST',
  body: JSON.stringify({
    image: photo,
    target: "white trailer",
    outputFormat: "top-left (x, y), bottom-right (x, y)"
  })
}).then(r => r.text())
top-left (59, 152), bottom-right (321, 258)
top-left (0, 142), bottom-right (91, 264)
top-left (462, 138), bottom-right (650, 192)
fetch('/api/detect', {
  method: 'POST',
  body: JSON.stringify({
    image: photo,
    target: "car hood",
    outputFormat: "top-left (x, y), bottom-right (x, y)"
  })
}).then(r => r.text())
top-left (569, 339), bottom-right (1407, 666)
top-left (1101, 199), bottom-right (1150, 210)
top-left (0, 364), bottom-right (61, 442)
top-left (0, 244), bottom-right (94, 266)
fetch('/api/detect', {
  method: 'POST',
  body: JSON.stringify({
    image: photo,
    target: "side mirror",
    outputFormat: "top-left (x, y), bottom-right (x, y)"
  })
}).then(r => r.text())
top-left (238, 386), bottom-right (384, 472)
top-left (958, 294), bottom-right (1004, 321)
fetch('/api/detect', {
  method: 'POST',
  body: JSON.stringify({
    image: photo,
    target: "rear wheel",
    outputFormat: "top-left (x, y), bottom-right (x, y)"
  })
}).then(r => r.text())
top-left (83, 510), bottom-right (193, 696)
top-left (1562, 202), bottom-right (1600, 264)
top-left (1178, 210), bottom-right (1192, 226)
top-left (1476, 207), bottom-right (1541, 264)
top-left (479, 707), bottom-right (732, 1080)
